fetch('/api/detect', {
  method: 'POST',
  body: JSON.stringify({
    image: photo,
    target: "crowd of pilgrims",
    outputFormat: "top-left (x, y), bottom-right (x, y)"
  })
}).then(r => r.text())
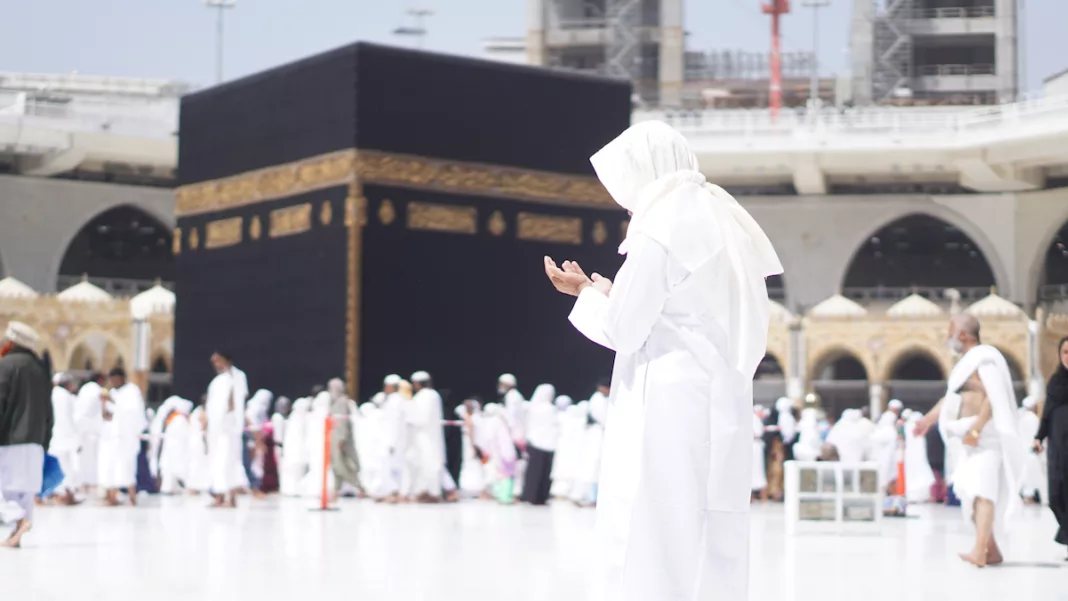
top-left (42, 366), bottom-right (613, 507)
top-left (754, 396), bottom-right (1049, 506)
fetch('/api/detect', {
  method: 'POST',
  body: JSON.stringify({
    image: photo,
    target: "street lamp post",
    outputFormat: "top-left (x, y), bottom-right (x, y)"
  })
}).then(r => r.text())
top-left (204, 0), bottom-right (237, 84)
top-left (802, 0), bottom-right (831, 109)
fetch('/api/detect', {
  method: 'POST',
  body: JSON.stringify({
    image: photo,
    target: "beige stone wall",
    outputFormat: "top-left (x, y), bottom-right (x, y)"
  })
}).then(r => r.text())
top-left (0, 297), bottom-right (173, 374)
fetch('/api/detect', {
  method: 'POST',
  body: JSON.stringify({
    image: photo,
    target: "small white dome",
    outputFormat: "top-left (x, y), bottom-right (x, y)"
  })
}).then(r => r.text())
top-left (809, 294), bottom-right (867, 318)
top-left (57, 279), bottom-right (113, 303)
top-left (966, 292), bottom-right (1023, 318)
top-left (130, 285), bottom-right (175, 319)
top-left (887, 293), bottom-right (944, 318)
top-left (0, 277), bottom-right (37, 300)
top-left (768, 299), bottom-right (793, 322)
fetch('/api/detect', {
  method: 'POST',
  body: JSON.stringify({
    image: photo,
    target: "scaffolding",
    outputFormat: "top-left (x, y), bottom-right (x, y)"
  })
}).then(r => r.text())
top-left (604, 0), bottom-right (642, 87)
top-left (872, 0), bottom-right (913, 101)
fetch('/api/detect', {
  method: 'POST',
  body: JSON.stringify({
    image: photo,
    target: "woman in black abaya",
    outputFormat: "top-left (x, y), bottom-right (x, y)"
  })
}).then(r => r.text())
top-left (1037, 336), bottom-right (1068, 558)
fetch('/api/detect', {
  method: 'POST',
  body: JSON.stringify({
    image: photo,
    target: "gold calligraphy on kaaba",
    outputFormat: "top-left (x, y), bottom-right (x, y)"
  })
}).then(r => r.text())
top-left (517, 212), bottom-right (583, 245)
top-left (249, 216), bottom-right (262, 240)
top-left (406, 202), bottom-right (478, 235)
top-left (488, 210), bottom-right (507, 237)
top-left (204, 217), bottom-right (243, 249)
top-left (172, 228), bottom-right (182, 255)
top-left (175, 149), bottom-right (614, 217)
top-left (188, 228), bottom-right (200, 250)
top-left (592, 220), bottom-right (608, 245)
top-left (320, 201), bottom-right (333, 226)
top-left (378, 199), bottom-right (396, 225)
top-left (269, 203), bottom-right (313, 238)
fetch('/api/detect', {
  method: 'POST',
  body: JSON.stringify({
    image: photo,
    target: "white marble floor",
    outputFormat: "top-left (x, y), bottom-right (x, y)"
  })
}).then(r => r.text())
top-left (1, 497), bottom-right (1065, 601)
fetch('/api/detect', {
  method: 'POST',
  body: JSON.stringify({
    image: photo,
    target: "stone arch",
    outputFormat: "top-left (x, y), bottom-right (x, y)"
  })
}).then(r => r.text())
top-left (53, 203), bottom-right (174, 293)
top-left (68, 342), bottom-right (101, 373)
top-left (879, 343), bottom-right (952, 383)
top-left (1031, 211), bottom-right (1068, 303)
top-left (64, 329), bottom-right (130, 375)
top-left (807, 344), bottom-right (875, 384)
top-left (841, 212), bottom-right (1001, 295)
top-left (809, 347), bottom-right (870, 421)
top-left (756, 352), bottom-right (786, 379)
top-left (1020, 191), bottom-right (1068, 307)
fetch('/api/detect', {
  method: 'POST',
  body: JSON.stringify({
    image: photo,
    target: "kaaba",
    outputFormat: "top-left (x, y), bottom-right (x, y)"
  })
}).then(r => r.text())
top-left (172, 42), bottom-right (633, 408)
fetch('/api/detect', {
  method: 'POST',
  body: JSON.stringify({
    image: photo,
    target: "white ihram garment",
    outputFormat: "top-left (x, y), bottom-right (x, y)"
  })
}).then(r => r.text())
top-left (870, 412), bottom-right (900, 489)
top-left (826, 409), bottom-right (870, 464)
top-left (50, 385), bottom-right (81, 493)
top-left (903, 412), bottom-right (936, 502)
top-left (570, 393), bottom-right (606, 504)
top-left (752, 412), bottom-right (767, 491)
top-left (186, 407), bottom-right (211, 493)
top-left (455, 405), bottom-right (485, 497)
top-left (300, 392), bottom-right (333, 497)
top-left (73, 381), bottom-right (105, 486)
top-left (205, 368), bottom-right (249, 494)
top-left (406, 388), bottom-right (445, 497)
top-left (159, 400), bottom-right (194, 494)
top-left (568, 121), bottom-right (782, 601)
top-left (551, 404), bottom-right (588, 497)
top-left (379, 392), bottom-right (409, 496)
top-left (280, 397), bottom-right (311, 497)
top-left (938, 345), bottom-right (1025, 531)
top-left (1016, 407), bottom-right (1047, 502)
top-left (97, 383), bottom-right (147, 488)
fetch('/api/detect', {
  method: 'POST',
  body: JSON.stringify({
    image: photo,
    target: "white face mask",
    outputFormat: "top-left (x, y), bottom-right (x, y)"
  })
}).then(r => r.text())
top-left (947, 330), bottom-right (963, 355)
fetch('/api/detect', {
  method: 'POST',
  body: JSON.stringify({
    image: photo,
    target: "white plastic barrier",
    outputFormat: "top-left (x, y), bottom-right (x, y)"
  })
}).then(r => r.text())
top-left (784, 460), bottom-right (883, 535)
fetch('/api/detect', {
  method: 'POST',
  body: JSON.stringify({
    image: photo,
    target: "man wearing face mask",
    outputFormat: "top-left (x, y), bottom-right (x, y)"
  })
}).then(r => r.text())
top-left (913, 313), bottom-right (1025, 567)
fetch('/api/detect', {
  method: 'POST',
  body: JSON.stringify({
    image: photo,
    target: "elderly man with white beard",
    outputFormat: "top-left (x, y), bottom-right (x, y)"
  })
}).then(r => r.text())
top-left (544, 121), bottom-right (782, 601)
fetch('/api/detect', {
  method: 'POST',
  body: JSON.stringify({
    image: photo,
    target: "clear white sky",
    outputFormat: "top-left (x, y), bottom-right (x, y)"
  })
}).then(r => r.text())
top-left (2, 0), bottom-right (1065, 92)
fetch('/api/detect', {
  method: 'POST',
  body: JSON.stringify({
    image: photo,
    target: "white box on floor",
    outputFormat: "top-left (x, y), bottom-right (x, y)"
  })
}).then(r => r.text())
top-left (784, 460), bottom-right (883, 535)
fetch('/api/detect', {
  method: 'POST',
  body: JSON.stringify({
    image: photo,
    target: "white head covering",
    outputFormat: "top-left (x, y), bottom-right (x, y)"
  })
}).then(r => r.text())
top-left (384, 374), bottom-right (402, 386)
top-left (52, 372), bottom-right (73, 386)
top-left (2, 321), bottom-right (40, 354)
top-left (554, 395), bottom-right (573, 410)
top-left (246, 389), bottom-right (273, 427)
top-left (328, 378), bottom-right (347, 400)
top-left (888, 399), bottom-right (904, 411)
top-left (174, 399), bottom-right (194, 415)
top-left (1022, 396), bottom-right (1039, 410)
top-left (530, 383), bottom-right (556, 407)
top-left (498, 373), bottom-right (517, 387)
top-left (455, 404), bottom-right (469, 419)
top-left (483, 403), bottom-right (502, 417)
top-left (590, 121), bottom-right (782, 277)
top-left (411, 371), bottom-right (431, 383)
top-left (775, 397), bottom-right (793, 414)
top-left (590, 121), bottom-right (782, 381)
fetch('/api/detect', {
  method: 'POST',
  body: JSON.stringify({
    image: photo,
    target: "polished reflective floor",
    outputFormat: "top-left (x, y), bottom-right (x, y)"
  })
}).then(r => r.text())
top-left (2, 497), bottom-right (1065, 601)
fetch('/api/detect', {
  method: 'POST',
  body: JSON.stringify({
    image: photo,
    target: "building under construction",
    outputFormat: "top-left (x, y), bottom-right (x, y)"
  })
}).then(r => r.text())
top-left (522, 0), bottom-right (836, 108)
top-left (849, 0), bottom-right (1019, 105)
top-left (521, 0), bottom-right (1018, 108)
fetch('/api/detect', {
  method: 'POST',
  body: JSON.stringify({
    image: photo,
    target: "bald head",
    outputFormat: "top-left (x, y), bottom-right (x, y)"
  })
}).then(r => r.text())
top-left (952, 314), bottom-right (981, 342)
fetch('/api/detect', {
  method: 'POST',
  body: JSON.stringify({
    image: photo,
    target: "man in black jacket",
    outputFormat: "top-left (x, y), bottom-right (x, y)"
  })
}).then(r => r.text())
top-left (0, 321), bottom-right (53, 549)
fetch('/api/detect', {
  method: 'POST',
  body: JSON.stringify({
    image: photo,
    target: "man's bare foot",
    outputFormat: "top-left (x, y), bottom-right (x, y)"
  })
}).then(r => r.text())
top-left (2, 520), bottom-right (32, 549)
top-left (444, 491), bottom-right (460, 503)
top-left (986, 543), bottom-right (1004, 565)
top-left (104, 495), bottom-right (122, 507)
top-left (959, 551), bottom-right (987, 567)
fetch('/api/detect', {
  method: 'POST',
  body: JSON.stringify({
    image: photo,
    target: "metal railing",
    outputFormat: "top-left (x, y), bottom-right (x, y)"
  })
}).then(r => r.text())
top-left (1039, 284), bottom-right (1068, 301)
top-left (841, 285), bottom-right (991, 304)
top-left (917, 63), bottom-right (995, 77)
top-left (637, 93), bottom-right (1068, 141)
top-left (911, 6), bottom-right (995, 19)
top-left (56, 275), bottom-right (173, 298)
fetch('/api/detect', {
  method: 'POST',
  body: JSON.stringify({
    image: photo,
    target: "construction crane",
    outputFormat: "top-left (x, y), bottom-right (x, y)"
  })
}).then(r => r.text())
top-left (761, 0), bottom-right (790, 120)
